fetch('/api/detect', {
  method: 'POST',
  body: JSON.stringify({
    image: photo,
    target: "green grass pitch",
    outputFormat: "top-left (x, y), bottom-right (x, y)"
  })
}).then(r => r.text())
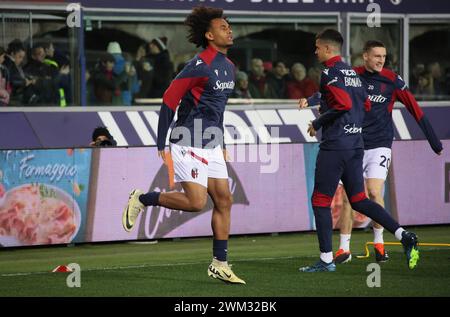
top-left (0, 226), bottom-right (449, 297)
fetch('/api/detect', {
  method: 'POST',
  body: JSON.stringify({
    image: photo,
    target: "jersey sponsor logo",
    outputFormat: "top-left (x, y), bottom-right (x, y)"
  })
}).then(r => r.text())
top-left (368, 94), bottom-right (388, 103)
top-left (195, 60), bottom-right (203, 66)
top-left (344, 123), bottom-right (362, 134)
top-left (344, 76), bottom-right (362, 87)
top-left (340, 69), bottom-right (357, 76)
top-left (214, 80), bottom-right (235, 91)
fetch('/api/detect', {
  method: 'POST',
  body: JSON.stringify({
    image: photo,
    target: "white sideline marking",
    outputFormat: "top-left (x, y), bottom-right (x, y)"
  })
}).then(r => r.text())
top-left (2, 247), bottom-right (445, 278)
top-left (0, 255), bottom-right (302, 277)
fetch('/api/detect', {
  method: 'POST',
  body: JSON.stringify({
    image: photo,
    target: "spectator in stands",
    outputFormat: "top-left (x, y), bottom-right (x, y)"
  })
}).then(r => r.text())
top-left (444, 67), bottom-right (450, 97)
top-left (231, 71), bottom-right (252, 99)
top-left (414, 70), bottom-right (434, 100)
top-left (286, 62), bottom-right (319, 99)
top-left (122, 54), bottom-right (140, 106)
top-left (263, 61), bottom-right (273, 74)
top-left (24, 43), bottom-right (59, 105)
top-left (410, 63), bottom-right (425, 92)
top-left (90, 52), bottom-right (124, 105)
top-left (308, 66), bottom-right (322, 86)
top-left (107, 41), bottom-right (136, 105)
top-left (147, 37), bottom-right (174, 98)
top-left (0, 46), bottom-right (11, 106)
top-left (428, 62), bottom-right (445, 97)
top-left (90, 126), bottom-right (117, 147)
top-left (248, 58), bottom-right (276, 99)
top-left (42, 39), bottom-right (71, 106)
top-left (266, 60), bottom-right (289, 99)
top-left (3, 39), bottom-right (37, 106)
top-left (107, 41), bottom-right (125, 76)
top-left (133, 44), bottom-right (154, 99)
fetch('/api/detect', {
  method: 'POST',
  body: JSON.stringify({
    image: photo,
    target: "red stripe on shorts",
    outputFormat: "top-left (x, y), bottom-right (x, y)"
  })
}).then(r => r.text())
top-left (188, 150), bottom-right (209, 165)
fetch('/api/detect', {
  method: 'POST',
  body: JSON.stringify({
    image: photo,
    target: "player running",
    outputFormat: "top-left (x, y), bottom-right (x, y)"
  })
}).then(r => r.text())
top-left (298, 29), bottom-right (420, 272)
top-left (122, 6), bottom-right (245, 284)
top-left (303, 40), bottom-right (443, 264)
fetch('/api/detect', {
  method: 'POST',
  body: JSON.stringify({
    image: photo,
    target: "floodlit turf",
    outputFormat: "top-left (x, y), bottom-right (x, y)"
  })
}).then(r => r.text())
top-left (0, 226), bottom-right (449, 297)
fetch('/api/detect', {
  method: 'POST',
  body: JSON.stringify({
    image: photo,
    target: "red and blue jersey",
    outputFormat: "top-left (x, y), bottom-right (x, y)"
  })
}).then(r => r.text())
top-left (157, 45), bottom-right (235, 150)
top-left (354, 66), bottom-right (442, 153)
top-left (312, 56), bottom-right (370, 150)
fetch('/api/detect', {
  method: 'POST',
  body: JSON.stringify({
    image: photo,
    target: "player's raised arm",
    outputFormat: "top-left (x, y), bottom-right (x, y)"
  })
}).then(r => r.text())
top-left (393, 74), bottom-right (443, 154)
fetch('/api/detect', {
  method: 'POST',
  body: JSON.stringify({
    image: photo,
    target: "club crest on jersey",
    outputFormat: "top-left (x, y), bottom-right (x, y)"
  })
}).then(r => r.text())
top-left (191, 168), bottom-right (199, 179)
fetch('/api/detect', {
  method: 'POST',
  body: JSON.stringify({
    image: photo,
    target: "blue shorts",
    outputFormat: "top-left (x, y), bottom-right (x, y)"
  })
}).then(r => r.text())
top-left (312, 149), bottom-right (367, 207)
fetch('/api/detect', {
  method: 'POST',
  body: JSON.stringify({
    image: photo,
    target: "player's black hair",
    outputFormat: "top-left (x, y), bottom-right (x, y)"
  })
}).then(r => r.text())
top-left (316, 29), bottom-right (344, 50)
top-left (363, 40), bottom-right (386, 53)
top-left (184, 6), bottom-right (226, 49)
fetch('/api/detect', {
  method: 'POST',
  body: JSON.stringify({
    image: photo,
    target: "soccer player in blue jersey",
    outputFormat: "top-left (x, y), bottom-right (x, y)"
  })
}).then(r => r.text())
top-left (122, 6), bottom-right (245, 284)
top-left (298, 29), bottom-right (420, 272)
top-left (332, 41), bottom-right (443, 264)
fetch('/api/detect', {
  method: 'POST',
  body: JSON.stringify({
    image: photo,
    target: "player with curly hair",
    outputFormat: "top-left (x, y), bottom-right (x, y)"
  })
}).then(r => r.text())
top-left (122, 6), bottom-right (245, 284)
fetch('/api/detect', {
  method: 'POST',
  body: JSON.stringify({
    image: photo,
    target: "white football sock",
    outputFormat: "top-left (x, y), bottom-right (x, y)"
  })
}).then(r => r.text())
top-left (320, 252), bottom-right (333, 264)
top-left (394, 228), bottom-right (405, 241)
top-left (339, 234), bottom-right (351, 251)
top-left (373, 227), bottom-right (384, 244)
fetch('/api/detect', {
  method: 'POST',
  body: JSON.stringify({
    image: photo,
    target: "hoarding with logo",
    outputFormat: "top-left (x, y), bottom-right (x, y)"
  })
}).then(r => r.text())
top-left (0, 149), bottom-right (92, 247)
top-left (0, 140), bottom-right (448, 247)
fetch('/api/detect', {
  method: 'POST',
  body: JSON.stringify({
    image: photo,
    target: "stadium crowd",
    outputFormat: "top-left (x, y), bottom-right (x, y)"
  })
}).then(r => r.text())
top-left (1, 37), bottom-right (449, 106)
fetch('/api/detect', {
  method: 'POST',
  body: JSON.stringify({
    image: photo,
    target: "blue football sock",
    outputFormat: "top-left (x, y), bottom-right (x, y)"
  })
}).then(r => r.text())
top-left (139, 191), bottom-right (160, 206)
top-left (213, 239), bottom-right (228, 262)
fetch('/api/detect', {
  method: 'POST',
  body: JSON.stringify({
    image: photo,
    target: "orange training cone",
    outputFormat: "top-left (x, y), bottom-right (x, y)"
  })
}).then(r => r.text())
top-left (52, 265), bottom-right (73, 273)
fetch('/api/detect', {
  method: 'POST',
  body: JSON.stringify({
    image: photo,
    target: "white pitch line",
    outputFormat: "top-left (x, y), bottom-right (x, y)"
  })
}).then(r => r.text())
top-left (3, 247), bottom-right (446, 278)
top-left (0, 255), bottom-right (303, 277)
